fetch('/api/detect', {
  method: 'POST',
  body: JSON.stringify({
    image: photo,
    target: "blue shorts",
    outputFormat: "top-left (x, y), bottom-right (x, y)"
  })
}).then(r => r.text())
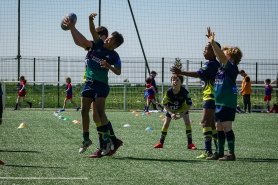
top-left (215, 105), bottom-right (236, 122)
top-left (81, 79), bottom-right (110, 100)
top-left (203, 100), bottom-right (215, 109)
top-left (166, 111), bottom-right (188, 118)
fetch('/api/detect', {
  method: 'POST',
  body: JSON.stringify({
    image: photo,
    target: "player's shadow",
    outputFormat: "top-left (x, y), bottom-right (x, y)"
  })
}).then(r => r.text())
top-left (238, 158), bottom-right (278, 163)
top-left (0, 150), bottom-right (40, 153)
top-left (4, 164), bottom-right (67, 169)
top-left (114, 156), bottom-right (205, 163)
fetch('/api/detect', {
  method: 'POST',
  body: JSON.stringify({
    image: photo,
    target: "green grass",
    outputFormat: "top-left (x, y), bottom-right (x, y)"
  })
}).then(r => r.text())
top-left (0, 110), bottom-right (278, 184)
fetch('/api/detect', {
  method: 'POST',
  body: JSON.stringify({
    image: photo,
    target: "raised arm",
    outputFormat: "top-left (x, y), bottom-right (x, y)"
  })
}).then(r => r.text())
top-left (63, 17), bottom-right (92, 49)
top-left (89, 13), bottom-right (100, 42)
top-left (206, 27), bottom-right (228, 66)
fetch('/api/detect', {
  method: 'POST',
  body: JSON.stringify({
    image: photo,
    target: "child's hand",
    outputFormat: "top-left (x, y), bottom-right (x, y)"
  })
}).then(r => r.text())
top-left (171, 113), bottom-right (177, 120)
top-left (89, 13), bottom-right (97, 20)
top-left (100, 60), bottom-right (110, 69)
top-left (63, 17), bottom-right (76, 30)
top-left (144, 88), bottom-right (147, 92)
top-left (62, 91), bottom-right (65, 94)
top-left (206, 27), bottom-right (215, 42)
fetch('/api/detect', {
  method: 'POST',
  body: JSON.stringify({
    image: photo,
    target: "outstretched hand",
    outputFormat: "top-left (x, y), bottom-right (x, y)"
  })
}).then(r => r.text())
top-left (89, 13), bottom-right (97, 20)
top-left (170, 66), bottom-right (182, 74)
top-left (63, 17), bottom-right (76, 30)
top-left (205, 27), bottom-right (215, 42)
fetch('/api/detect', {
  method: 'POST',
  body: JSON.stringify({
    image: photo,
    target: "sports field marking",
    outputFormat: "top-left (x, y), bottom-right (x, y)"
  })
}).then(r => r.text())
top-left (0, 177), bottom-right (88, 180)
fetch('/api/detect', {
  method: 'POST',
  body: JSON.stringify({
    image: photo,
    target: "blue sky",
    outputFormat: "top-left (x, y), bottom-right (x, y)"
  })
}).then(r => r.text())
top-left (0, 0), bottom-right (277, 59)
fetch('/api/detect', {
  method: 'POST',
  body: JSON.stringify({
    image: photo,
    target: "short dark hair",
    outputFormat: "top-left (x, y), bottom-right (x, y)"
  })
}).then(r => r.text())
top-left (150, 71), bottom-right (157, 75)
top-left (208, 41), bottom-right (221, 49)
top-left (265, 78), bottom-right (271, 84)
top-left (96, 26), bottom-right (108, 37)
top-left (239, 70), bottom-right (245, 74)
top-left (112, 31), bottom-right (124, 48)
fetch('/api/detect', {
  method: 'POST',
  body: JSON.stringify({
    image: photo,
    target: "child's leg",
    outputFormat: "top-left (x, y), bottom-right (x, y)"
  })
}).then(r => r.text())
top-left (145, 98), bottom-right (150, 112)
top-left (159, 116), bottom-right (171, 144)
top-left (266, 100), bottom-right (270, 111)
top-left (182, 114), bottom-right (192, 145)
top-left (14, 96), bottom-right (21, 110)
top-left (70, 99), bottom-right (78, 108)
top-left (216, 122), bottom-right (225, 156)
top-left (22, 97), bottom-right (32, 108)
top-left (62, 98), bottom-right (68, 110)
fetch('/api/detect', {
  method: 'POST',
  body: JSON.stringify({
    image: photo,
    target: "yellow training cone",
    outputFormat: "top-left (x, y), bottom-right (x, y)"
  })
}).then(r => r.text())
top-left (18, 122), bottom-right (26, 128)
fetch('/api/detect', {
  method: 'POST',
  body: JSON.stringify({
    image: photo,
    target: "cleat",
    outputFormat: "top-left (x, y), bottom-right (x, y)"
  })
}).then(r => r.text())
top-left (206, 152), bottom-right (224, 160)
top-left (187, 143), bottom-right (197, 149)
top-left (196, 152), bottom-right (213, 159)
top-left (108, 139), bottom-right (123, 156)
top-left (88, 148), bottom-right (103, 158)
top-left (218, 153), bottom-right (236, 161)
top-left (79, 139), bottom-right (92, 154)
top-left (0, 160), bottom-right (4, 165)
top-left (153, 142), bottom-right (163, 148)
top-left (76, 107), bottom-right (80, 111)
top-left (101, 141), bottom-right (112, 156)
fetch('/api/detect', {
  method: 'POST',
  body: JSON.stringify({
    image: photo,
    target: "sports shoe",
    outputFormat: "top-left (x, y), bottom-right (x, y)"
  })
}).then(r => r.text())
top-left (0, 160), bottom-right (4, 165)
top-left (59, 109), bottom-right (65, 112)
top-left (187, 143), bottom-right (197, 149)
top-left (101, 141), bottom-right (113, 156)
top-left (206, 152), bottom-right (224, 160)
top-left (76, 107), bottom-right (80, 111)
top-left (79, 139), bottom-right (92, 154)
top-left (153, 142), bottom-right (163, 148)
top-left (218, 153), bottom-right (236, 161)
top-left (88, 148), bottom-right (103, 158)
top-left (196, 152), bottom-right (213, 159)
top-left (108, 139), bottom-right (123, 156)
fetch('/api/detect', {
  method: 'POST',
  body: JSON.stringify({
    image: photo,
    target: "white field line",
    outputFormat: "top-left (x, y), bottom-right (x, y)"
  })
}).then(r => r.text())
top-left (0, 177), bottom-right (88, 180)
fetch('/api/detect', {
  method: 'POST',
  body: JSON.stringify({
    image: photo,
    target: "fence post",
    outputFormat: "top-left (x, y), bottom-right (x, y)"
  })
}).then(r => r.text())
top-left (255, 62), bottom-right (258, 84)
top-left (123, 83), bottom-right (127, 111)
top-left (201, 61), bottom-right (202, 67)
top-left (186, 60), bottom-right (189, 90)
top-left (161, 57), bottom-right (164, 100)
top-left (33, 58), bottom-right (36, 90)
top-left (2, 82), bottom-right (6, 109)
top-left (42, 82), bottom-right (44, 109)
top-left (58, 56), bottom-right (60, 107)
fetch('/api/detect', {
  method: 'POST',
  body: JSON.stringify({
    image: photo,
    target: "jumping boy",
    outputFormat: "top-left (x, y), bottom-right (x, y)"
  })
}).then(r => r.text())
top-left (63, 13), bottom-right (124, 158)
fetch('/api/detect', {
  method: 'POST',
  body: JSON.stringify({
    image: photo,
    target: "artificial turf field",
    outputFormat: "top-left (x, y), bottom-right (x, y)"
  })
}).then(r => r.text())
top-left (0, 110), bottom-right (277, 185)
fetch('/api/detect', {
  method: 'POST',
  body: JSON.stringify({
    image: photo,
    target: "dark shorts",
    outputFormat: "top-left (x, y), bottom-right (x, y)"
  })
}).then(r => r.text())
top-left (203, 100), bottom-right (215, 109)
top-left (81, 79), bottom-right (110, 100)
top-left (166, 111), bottom-right (189, 118)
top-left (215, 105), bottom-right (236, 122)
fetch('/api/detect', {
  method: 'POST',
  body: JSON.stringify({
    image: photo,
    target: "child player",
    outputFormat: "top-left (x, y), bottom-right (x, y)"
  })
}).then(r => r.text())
top-left (14, 76), bottom-right (32, 110)
top-left (170, 41), bottom-right (221, 159)
top-left (264, 78), bottom-right (273, 112)
top-left (206, 27), bottom-right (243, 161)
top-left (59, 77), bottom-right (80, 112)
top-left (0, 82), bottom-right (4, 165)
top-left (153, 74), bottom-right (197, 149)
top-left (144, 77), bottom-right (163, 112)
top-left (63, 13), bottom-right (124, 158)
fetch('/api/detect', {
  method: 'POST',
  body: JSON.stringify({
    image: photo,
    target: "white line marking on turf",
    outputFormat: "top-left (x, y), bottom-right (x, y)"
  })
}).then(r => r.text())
top-left (0, 177), bottom-right (88, 180)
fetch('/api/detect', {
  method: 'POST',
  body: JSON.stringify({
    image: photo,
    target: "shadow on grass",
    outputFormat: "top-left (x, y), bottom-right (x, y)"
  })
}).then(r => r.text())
top-left (4, 164), bottom-right (67, 169)
top-left (114, 156), bottom-right (206, 163)
top-left (0, 150), bottom-right (40, 153)
top-left (238, 158), bottom-right (278, 163)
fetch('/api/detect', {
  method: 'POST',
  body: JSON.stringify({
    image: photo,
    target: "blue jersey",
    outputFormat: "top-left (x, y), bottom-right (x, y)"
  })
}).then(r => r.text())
top-left (265, 85), bottom-right (273, 95)
top-left (214, 61), bottom-right (239, 109)
top-left (197, 59), bottom-right (220, 101)
top-left (85, 39), bottom-right (121, 84)
top-left (161, 86), bottom-right (192, 113)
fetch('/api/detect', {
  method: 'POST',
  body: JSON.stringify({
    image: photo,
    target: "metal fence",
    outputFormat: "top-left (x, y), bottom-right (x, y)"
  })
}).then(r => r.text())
top-left (1, 81), bottom-right (277, 112)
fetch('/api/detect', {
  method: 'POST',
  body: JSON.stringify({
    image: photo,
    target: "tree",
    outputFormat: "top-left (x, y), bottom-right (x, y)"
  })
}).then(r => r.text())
top-left (174, 58), bottom-right (182, 70)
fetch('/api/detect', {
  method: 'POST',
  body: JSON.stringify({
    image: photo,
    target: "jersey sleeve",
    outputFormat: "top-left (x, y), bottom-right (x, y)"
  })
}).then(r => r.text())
top-left (114, 57), bottom-right (121, 68)
top-left (161, 91), bottom-right (171, 105)
top-left (197, 62), bottom-right (218, 79)
top-left (185, 91), bottom-right (193, 105)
